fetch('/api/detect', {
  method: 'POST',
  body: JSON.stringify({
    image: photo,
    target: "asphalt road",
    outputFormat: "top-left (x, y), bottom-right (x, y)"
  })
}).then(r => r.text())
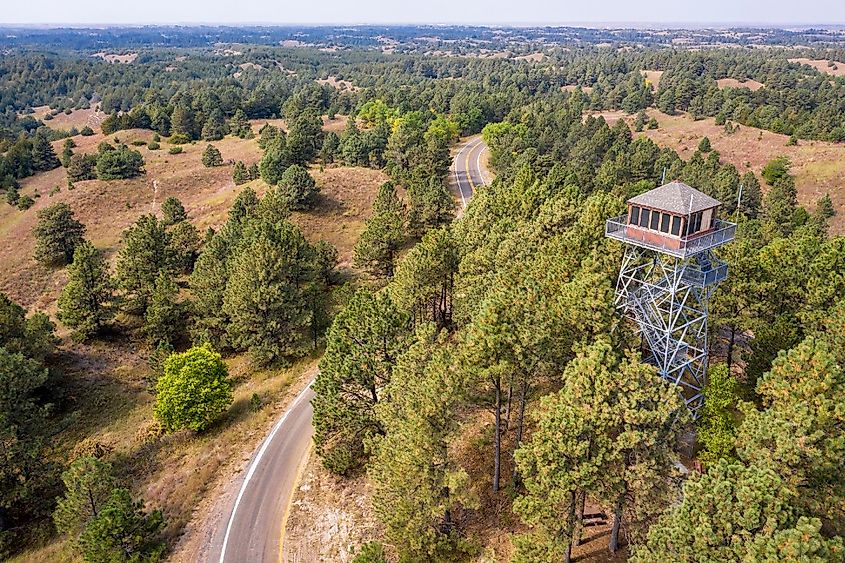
top-left (206, 137), bottom-right (488, 563)
top-left (209, 383), bottom-right (315, 563)
top-left (452, 136), bottom-right (489, 208)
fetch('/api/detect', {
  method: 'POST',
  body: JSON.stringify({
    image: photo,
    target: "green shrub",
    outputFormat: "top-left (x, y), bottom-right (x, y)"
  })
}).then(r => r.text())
top-left (154, 344), bottom-right (233, 432)
top-left (148, 141), bottom-right (161, 150)
top-left (17, 195), bottom-right (35, 210)
top-left (168, 146), bottom-right (183, 155)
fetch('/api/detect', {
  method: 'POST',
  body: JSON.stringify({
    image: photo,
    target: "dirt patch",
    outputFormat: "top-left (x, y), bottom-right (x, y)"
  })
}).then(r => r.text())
top-left (563, 84), bottom-right (595, 93)
top-left (284, 456), bottom-right (381, 562)
top-left (514, 53), bottom-right (545, 63)
top-left (789, 57), bottom-right (845, 77)
top-left (233, 62), bottom-right (263, 78)
top-left (92, 52), bottom-right (138, 64)
top-left (717, 78), bottom-right (764, 91)
top-left (641, 70), bottom-right (663, 90)
top-left (317, 76), bottom-right (361, 92)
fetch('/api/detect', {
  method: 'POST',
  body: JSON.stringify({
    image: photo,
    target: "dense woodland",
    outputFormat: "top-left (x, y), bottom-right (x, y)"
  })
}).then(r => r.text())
top-left (1, 25), bottom-right (844, 562)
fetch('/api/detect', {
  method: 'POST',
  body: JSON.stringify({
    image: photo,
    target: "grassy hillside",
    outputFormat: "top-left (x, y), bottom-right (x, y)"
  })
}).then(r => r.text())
top-left (3, 118), bottom-right (387, 561)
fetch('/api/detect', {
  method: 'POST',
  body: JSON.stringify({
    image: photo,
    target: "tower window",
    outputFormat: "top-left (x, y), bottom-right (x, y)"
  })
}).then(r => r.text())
top-left (640, 208), bottom-right (650, 228)
top-left (630, 206), bottom-right (640, 225)
top-left (660, 213), bottom-right (671, 233)
top-left (650, 210), bottom-right (660, 230)
top-left (671, 215), bottom-right (681, 236)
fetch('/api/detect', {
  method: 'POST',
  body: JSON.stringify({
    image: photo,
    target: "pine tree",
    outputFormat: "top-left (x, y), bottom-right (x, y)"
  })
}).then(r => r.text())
top-left (201, 108), bottom-right (227, 141)
top-left (229, 109), bottom-right (252, 139)
top-left (737, 337), bottom-right (845, 533)
top-left (32, 202), bottom-right (86, 266)
top-left (278, 164), bottom-right (319, 210)
top-left (114, 215), bottom-right (174, 315)
top-left (169, 104), bottom-right (195, 141)
top-left (201, 144), bottom-right (223, 167)
top-left (57, 241), bottom-right (114, 341)
top-left (222, 218), bottom-right (317, 365)
top-left (66, 153), bottom-right (97, 181)
top-left (95, 144), bottom-right (144, 180)
top-left (143, 271), bottom-right (182, 346)
top-left (189, 227), bottom-right (235, 348)
top-left (631, 461), bottom-right (844, 562)
top-left (389, 227), bottom-right (458, 329)
top-left (353, 182), bottom-right (405, 277)
top-left (53, 457), bottom-right (116, 537)
top-left (232, 161), bottom-right (249, 185)
top-left (78, 488), bottom-right (166, 563)
top-left (169, 220), bottom-right (201, 274)
top-left (60, 139), bottom-right (75, 167)
top-left (31, 133), bottom-right (60, 171)
top-left (739, 171), bottom-right (762, 218)
top-left (407, 176), bottom-right (454, 238)
top-left (286, 112), bottom-right (324, 165)
top-left (259, 138), bottom-right (289, 185)
top-left (0, 347), bottom-right (51, 540)
top-left (248, 162), bottom-right (260, 181)
top-left (762, 174), bottom-right (798, 237)
top-left (312, 290), bottom-right (411, 474)
top-left (320, 131), bottom-right (340, 164)
top-left (160, 196), bottom-right (187, 226)
top-left (368, 324), bottom-right (477, 560)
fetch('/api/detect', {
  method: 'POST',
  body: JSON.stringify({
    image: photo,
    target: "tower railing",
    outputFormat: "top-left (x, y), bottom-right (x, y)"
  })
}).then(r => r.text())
top-left (605, 215), bottom-right (736, 258)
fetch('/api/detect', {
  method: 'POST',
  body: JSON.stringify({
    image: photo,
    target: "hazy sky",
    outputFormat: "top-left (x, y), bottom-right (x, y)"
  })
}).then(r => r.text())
top-left (3, 0), bottom-right (844, 25)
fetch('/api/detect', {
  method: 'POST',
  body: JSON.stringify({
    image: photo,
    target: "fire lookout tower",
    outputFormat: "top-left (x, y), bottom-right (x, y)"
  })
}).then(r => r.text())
top-left (605, 181), bottom-right (736, 417)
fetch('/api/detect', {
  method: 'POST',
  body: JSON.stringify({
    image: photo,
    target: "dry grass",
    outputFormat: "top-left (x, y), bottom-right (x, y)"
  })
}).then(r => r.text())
top-left (789, 58), bottom-right (845, 77)
top-left (514, 53), bottom-right (545, 63)
top-left (1, 120), bottom-right (382, 311)
top-left (641, 70), bottom-right (663, 91)
top-left (716, 78), bottom-right (765, 91)
top-left (317, 76), bottom-right (361, 92)
top-left (30, 105), bottom-right (104, 132)
top-left (92, 52), bottom-right (138, 64)
top-left (563, 84), bottom-right (595, 93)
top-left (589, 109), bottom-right (845, 235)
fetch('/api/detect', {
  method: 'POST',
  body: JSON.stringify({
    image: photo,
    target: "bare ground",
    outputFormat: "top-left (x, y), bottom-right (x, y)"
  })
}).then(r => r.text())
top-left (284, 456), bottom-right (381, 562)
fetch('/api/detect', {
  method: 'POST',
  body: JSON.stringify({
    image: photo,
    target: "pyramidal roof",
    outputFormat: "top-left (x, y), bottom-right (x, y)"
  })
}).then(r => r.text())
top-left (628, 181), bottom-right (721, 216)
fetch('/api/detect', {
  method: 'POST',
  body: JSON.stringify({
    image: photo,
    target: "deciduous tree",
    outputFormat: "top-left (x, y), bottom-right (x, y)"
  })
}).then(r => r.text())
top-left (154, 344), bottom-right (232, 432)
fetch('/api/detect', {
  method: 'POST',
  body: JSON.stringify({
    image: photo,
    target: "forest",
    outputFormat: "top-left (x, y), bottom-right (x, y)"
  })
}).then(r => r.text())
top-left (1, 24), bottom-right (844, 563)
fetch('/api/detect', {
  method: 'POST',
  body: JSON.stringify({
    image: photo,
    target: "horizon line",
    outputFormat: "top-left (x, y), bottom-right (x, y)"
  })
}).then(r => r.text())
top-left (1, 21), bottom-right (844, 29)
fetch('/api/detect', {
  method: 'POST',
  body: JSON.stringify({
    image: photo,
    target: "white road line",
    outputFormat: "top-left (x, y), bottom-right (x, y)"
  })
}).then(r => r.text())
top-left (453, 144), bottom-right (468, 209)
top-left (219, 381), bottom-right (315, 563)
top-left (475, 143), bottom-right (489, 186)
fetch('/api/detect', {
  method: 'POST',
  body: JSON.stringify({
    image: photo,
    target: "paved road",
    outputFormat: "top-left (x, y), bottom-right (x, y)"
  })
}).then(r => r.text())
top-left (206, 137), bottom-right (489, 563)
top-left (452, 136), bottom-right (489, 208)
top-left (209, 383), bottom-right (315, 563)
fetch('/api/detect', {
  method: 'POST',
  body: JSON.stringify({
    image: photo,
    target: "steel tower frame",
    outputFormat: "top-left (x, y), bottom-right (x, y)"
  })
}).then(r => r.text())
top-left (606, 217), bottom-right (735, 418)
